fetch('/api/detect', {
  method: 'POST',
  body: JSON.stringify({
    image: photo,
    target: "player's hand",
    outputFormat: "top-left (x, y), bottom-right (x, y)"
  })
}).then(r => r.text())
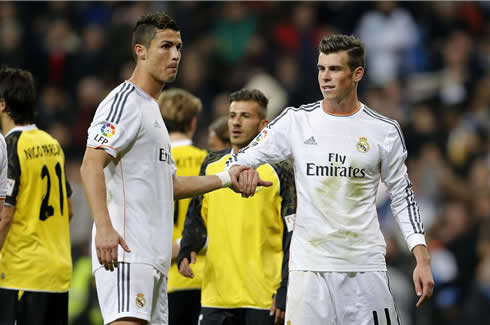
top-left (239, 168), bottom-right (273, 198)
top-left (413, 255), bottom-right (434, 307)
top-left (178, 251), bottom-right (197, 278)
top-left (229, 165), bottom-right (273, 197)
top-left (269, 295), bottom-right (285, 325)
top-left (228, 165), bottom-right (250, 193)
top-left (95, 223), bottom-right (130, 272)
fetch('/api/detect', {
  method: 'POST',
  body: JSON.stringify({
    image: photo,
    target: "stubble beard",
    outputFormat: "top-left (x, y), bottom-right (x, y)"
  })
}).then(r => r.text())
top-left (163, 71), bottom-right (178, 84)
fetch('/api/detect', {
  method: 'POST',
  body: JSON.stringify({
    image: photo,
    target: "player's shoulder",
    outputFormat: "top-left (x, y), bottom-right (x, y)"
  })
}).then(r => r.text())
top-left (173, 144), bottom-right (207, 158)
top-left (269, 101), bottom-right (321, 127)
top-left (5, 126), bottom-right (51, 146)
top-left (203, 148), bottom-right (230, 167)
top-left (360, 104), bottom-right (402, 133)
top-left (96, 81), bottom-right (141, 122)
top-left (361, 104), bottom-right (407, 150)
top-left (187, 145), bottom-right (208, 157)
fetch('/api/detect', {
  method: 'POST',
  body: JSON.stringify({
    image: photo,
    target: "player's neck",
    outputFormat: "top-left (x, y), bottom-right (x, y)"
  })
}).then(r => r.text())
top-left (322, 95), bottom-right (360, 115)
top-left (0, 117), bottom-right (19, 136)
top-left (128, 67), bottom-right (164, 100)
top-left (232, 145), bottom-right (240, 154)
top-left (169, 132), bottom-right (191, 142)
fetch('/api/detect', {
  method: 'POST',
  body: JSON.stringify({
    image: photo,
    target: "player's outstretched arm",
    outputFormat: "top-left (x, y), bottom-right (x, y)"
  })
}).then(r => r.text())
top-left (80, 147), bottom-right (130, 272)
top-left (173, 166), bottom-right (272, 199)
top-left (412, 244), bottom-right (434, 307)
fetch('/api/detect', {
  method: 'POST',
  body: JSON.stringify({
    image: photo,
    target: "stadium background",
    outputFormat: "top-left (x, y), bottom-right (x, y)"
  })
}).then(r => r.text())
top-left (0, 1), bottom-right (488, 324)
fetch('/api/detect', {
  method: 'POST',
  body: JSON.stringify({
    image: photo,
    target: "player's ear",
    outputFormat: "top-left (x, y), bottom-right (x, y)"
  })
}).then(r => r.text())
top-left (353, 66), bottom-right (364, 82)
top-left (135, 44), bottom-right (147, 61)
top-left (259, 119), bottom-right (269, 130)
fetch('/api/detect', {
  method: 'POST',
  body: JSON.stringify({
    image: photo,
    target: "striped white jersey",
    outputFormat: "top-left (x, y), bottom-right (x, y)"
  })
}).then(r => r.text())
top-left (87, 81), bottom-right (176, 275)
top-left (227, 100), bottom-right (426, 272)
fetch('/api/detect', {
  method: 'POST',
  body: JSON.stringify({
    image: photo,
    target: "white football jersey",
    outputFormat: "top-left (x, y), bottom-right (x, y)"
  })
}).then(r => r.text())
top-left (87, 81), bottom-right (176, 275)
top-left (227, 101), bottom-right (426, 272)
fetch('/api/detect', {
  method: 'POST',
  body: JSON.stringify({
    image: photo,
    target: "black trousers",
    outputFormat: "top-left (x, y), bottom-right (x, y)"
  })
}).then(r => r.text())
top-left (0, 289), bottom-right (68, 325)
top-left (200, 307), bottom-right (275, 325)
top-left (168, 289), bottom-right (201, 325)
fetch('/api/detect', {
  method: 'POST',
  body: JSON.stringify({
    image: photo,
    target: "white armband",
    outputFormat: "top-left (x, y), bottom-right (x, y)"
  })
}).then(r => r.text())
top-left (216, 171), bottom-right (231, 188)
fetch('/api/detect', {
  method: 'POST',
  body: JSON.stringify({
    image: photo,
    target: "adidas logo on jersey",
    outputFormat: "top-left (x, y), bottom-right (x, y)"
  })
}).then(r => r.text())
top-left (304, 136), bottom-right (317, 145)
top-left (153, 120), bottom-right (161, 128)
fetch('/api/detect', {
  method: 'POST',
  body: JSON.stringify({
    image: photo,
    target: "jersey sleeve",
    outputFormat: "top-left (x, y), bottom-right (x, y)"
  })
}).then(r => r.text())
top-left (271, 160), bottom-right (297, 309)
top-left (381, 124), bottom-right (426, 251)
top-left (65, 178), bottom-right (73, 199)
top-left (5, 132), bottom-right (21, 206)
top-left (0, 135), bottom-right (8, 199)
top-left (87, 87), bottom-right (141, 158)
top-left (226, 108), bottom-right (293, 170)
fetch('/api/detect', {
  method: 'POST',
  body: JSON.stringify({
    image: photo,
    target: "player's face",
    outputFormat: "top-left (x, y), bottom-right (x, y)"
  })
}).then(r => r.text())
top-left (145, 29), bottom-right (182, 83)
top-left (317, 51), bottom-right (363, 102)
top-left (228, 101), bottom-right (267, 149)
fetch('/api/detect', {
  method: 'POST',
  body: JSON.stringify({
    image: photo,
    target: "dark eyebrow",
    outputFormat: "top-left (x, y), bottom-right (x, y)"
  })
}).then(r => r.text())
top-left (160, 40), bottom-right (182, 45)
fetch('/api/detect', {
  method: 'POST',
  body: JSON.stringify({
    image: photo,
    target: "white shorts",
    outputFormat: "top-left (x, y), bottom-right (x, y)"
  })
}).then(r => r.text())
top-left (95, 263), bottom-right (168, 325)
top-left (285, 271), bottom-right (399, 325)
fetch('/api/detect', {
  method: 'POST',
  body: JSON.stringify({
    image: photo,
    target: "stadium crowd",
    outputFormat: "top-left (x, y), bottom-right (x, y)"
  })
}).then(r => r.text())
top-left (0, 1), bottom-right (488, 324)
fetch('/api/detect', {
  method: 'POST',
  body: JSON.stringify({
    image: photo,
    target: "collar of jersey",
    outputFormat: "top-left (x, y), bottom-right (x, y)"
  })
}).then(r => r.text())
top-left (171, 139), bottom-right (192, 147)
top-left (5, 124), bottom-right (37, 137)
top-left (322, 100), bottom-right (362, 117)
top-left (125, 80), bottom-right (157, 103)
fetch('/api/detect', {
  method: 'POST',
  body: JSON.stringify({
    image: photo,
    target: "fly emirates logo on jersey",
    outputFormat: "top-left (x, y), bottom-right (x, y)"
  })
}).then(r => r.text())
top-left (306, 153), bottom-right (366, 178)
top-left (159, 145), bottom-right (172, 165)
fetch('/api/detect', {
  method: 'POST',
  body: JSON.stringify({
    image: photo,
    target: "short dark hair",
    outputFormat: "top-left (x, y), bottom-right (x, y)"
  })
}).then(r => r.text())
top-left (229, 89), bottom-right (268, 119)
top-left (132, 12), bottom-right (180, 61)
top-left (209, 116), bottom-right (230, 144)
top-left (0, 67), bottom-right (36, 124)
top-left (319, 34), bottom-right (365, 71)
top-left (158, 88), bottom-right (202, 133)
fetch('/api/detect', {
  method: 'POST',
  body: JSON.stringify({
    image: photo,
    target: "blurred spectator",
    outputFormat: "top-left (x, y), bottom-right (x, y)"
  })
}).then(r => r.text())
top-left (174, 50), bottom-right (214, 126)
top-left (275, 55), bottom-right (306, 107)
top-left (356, 1), bottom-right (419, 84)
top-left (460, 218), bottom-right (490, 324)
top-left (213, 2), bottom-right (257, 66)
top-left (363, 81), bottom-right (404, 122)
top-left (429, 201), bottom-right (480, 324)
top-left (37, 86), bottom-right (74, 131)
top-left (207, 116), bottom-right (230, 151)
top-left (385, 231), bottom-right (418, 325)
top-left (71, 76), bottom-right (106, 156)
top-left (71, 24), bottom-right (108, 82)
top-left (271, 2), bottom-right (323, 93)
top-left (0, 18), bottom-right (26, 68)
top-left (245, 70), bottom-right (287, 120)
top-left (407, 29), bottom-right (479, 107)
top-left (43, 18), bottom-right (81, 87)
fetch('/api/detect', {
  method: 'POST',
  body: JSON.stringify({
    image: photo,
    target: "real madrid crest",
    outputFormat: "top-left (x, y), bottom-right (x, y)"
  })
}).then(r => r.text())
top-left (356, 137), bottom-right (370, 153)
top-left (136, 293), bottom-right (146, 308)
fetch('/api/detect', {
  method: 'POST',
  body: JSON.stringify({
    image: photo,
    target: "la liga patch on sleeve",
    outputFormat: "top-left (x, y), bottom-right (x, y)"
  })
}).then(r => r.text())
top-left (93, 122), bottom-right (117, 145)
